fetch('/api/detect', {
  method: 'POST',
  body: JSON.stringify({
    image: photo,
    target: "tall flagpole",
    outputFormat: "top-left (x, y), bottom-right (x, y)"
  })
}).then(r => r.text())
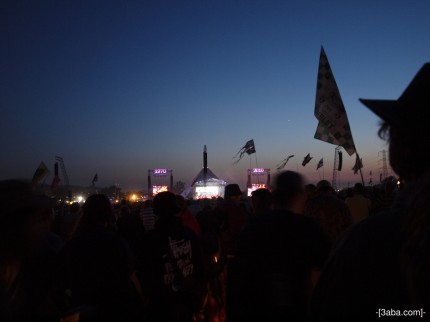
top-left (356, 152), bottom-right (365, 186)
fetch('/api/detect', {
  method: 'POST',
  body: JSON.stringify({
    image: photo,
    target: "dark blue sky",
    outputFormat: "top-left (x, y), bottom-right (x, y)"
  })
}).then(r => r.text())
top-left (2, 0), bottom-right (430, 191)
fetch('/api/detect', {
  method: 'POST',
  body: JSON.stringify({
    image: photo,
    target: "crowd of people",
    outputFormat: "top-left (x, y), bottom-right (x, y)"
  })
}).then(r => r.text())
top-left (1, 62), bottom-right (429, 321)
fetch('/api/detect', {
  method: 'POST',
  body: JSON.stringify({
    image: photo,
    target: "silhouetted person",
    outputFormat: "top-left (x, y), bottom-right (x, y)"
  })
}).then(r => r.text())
top-left (137, 191), bottom-right (205, 322)
top-left (195, 199), bottom-right (227, 322)
top-left (345, 182), bottom-right (371, 223)
top-left (227, 171), bottom-right (330, 322)
top-left (250, 188), bottom-right (273, 218)
top-left (214, 184), bottom-right (249, 261)
top-left (60, 194), bottom-right (145, 321)
top-left (305, 180), bottom-right (352, 247)
top-left (310, 62), bottom-right (430, 321)
top-left (0, 180), bottom-right (62, 322)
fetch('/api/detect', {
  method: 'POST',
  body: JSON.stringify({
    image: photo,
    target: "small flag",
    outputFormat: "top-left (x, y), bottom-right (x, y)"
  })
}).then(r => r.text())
top-left (302, 153), bottom-right (312, 167)
top-left (50, 162), bottom-right (61, 190)
top-left (32, 162), bottom-right (50, 186)
top-left (233, 139), bottom-right (256, 164)
top-left (338, 150), bottom-right (343, 171)
top-left (317, 158), bottom-right (324, 170)
top-left (352, 154), bottom-right (363, 174)
top-left (313, 46), bottom-right (356, 156)
top-left (92, 173), bottom-right (98, 185)
top-left (276, 154), bottom-right (294, 170)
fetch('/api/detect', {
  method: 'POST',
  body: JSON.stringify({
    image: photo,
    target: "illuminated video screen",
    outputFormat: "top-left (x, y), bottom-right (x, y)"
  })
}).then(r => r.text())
top-left (152, 185), bottom-right (168, 196)
top-left (247, 183), bottom-right (267, 196)
top-left (195, 186), bottom-right (221, 199)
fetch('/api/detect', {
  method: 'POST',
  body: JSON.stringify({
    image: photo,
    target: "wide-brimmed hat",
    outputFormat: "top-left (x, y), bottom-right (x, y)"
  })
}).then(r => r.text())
top-left (359, 63), bottom-right (430, 129)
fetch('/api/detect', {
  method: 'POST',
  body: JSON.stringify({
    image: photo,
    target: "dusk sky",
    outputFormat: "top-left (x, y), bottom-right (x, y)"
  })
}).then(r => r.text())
top-left (2, 0), bottom-right (430, 192)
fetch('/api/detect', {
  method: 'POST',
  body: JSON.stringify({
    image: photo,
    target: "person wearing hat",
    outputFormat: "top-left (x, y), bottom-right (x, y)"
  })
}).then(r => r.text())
top-left (310, 63), bottom-right (430, 321)
top-left (136, 191), bottom-right (205, 322)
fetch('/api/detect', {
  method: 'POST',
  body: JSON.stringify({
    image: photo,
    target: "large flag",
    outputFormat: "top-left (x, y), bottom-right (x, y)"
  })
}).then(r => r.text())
top-left (314, 46), bottom-right (356, 156)
top-left (317, 158), bottom-right (324, 170)
top-left (50, 162), bottom-right (61, 190)
top-left (276, 154), bottom-right (294, 170)
top-left (32, 161), bottom-right (50, 186)
top-left (233, 139), bottom-right (256, 164)
top-left (302, 153), bottom-right (312, 166)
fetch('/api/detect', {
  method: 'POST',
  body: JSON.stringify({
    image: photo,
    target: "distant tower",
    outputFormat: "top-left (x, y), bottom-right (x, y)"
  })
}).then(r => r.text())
top-left (332, 146), bottom-right (341, 190)
top-left (379, 150), bottom-right (389, 181)
top-left (203, 145), bottom-right (208, 175)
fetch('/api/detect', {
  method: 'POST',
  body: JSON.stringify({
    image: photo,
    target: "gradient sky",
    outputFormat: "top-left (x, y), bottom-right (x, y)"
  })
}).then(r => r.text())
top-left (2, 0), bottom-right (430, 192)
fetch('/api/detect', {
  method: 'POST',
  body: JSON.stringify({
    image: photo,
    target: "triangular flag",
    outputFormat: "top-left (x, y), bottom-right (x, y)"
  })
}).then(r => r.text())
top-left (314, 46), bottom-right (356, 156)
top-left (32, 162), bottom-right (50, 186)
top-left (302, 153), bottom-right (312, 166)
top-left (317, 158), bottom-right (324, 170)
top-left (276, 154), bottom-right (294, 170)
top-left (92, 173), bottom-right (98, 185)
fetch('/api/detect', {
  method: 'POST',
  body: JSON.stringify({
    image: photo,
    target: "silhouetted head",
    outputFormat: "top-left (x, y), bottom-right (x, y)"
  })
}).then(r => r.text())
top-left (360, 63), bottom-right (430, 183)
top-left (273, 171), bottom-right (306, 212)
top-left (224, 184), bottom-right (242, 199)
top-left (316, 180), bottom-right (333, 193)
top-left (251, 188), bottom-right (273, 215)
top-left (353, 182), bottom-right (365, 195)
top-left (80, 194), bottom-right (113, 228)
top-left (153, 191), bottom-right (180, 218)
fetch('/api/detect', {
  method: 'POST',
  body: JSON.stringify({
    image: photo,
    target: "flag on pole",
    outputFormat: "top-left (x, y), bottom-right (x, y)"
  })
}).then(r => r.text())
top-left (314, 46), bottom-right (356, 156)
top-left (276, 154), bottom-right (294, 170)
top-left (317, 158), bottom-right (324, 170)
top-left (352, 155), bottom-right (363, 174)
top-left (233, 139), bottom-right (256, 164)
top-left (302, 153), bottom-right (312, 166)
top-left (32, 161), bottom-right (50, 186)
top-left (50, 162), bottom-right (61, 190)
top-left (92, 173), bottom-right (98, 185)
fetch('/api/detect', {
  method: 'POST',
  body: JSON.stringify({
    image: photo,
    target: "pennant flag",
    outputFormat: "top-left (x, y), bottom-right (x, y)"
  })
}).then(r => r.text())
top-left (32, 162), bottom-right (50, 186)
top-left (302, 153), bottom-right (312, 166)
top-left (314, 46), bottom-right (356, 156)
top-left (276, 154), bottom-right (294, 170)
top-left (317, 158), bottom-right (324, 170)
top-left (233, 139), bottom-right (256, 164)
top-left (352, 155), bottom-right (363, 174)
top-left (50, 162), bottom-right (61, 190)
top-left (337, 150), bottom-right (343, 171)
top-left (92, 173), bottom-right (98, 185)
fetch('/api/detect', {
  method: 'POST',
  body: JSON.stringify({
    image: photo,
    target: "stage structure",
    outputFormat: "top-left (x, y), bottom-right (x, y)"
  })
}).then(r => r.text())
top-left (148, 168), bottom-right (173, 198)
top-left (247, 168), bottom-right (271, 196)
top-left (182, 145), bottom-right (226, 199)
